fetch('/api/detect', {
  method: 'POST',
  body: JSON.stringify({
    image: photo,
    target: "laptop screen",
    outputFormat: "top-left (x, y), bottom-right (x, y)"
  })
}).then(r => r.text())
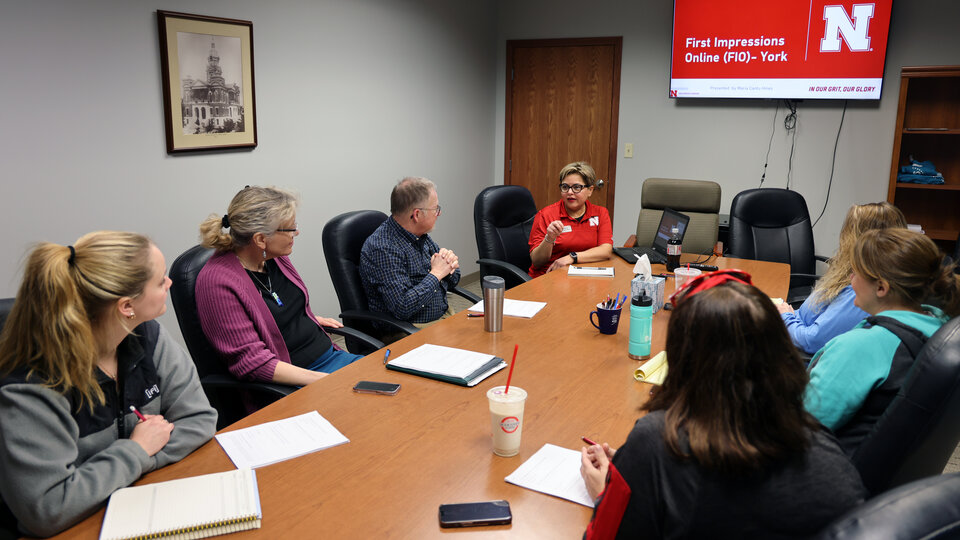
top-left (652, 209), bottom-right (690, 251)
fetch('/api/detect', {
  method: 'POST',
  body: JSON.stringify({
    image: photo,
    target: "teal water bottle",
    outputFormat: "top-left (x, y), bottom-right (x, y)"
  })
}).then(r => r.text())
top-left (628, 294), bottom-right (652, 360)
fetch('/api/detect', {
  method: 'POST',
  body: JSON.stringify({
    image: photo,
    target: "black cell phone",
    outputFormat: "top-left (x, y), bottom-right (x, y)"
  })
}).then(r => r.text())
top-left (438, 500), bottom-right (512, 528)
top-left (352, 381), bottom-right (401, 395)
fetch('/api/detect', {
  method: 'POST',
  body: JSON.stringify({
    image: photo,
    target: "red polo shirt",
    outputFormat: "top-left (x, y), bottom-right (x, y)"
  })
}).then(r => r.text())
top-left (528, 200), bottom-right (613, 277)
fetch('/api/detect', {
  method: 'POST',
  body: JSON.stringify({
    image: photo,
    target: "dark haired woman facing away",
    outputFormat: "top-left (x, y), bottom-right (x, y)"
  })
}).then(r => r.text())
top-left (580, 275), bottom-right (865, 539)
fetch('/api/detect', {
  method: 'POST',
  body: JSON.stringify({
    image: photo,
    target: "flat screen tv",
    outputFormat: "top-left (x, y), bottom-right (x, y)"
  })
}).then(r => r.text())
top-left (670, 0), bottom-right (893, 100)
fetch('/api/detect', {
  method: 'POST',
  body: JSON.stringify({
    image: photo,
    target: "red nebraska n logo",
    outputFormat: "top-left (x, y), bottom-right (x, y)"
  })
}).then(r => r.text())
top-left (821, 4), bottom-right (875, 52)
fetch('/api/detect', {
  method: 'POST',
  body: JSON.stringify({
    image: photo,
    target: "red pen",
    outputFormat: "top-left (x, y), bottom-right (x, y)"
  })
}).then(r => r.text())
top-left (129, 405), bottom-right (146, 422)
top-left (582, 436), bottom-right (598, 446)
top-left (467, 313), bottom-right (484, 317)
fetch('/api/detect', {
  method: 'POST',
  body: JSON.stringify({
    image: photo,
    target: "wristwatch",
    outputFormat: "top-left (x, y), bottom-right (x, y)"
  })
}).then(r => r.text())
top-left (569, 252), bottom-right (578, 263)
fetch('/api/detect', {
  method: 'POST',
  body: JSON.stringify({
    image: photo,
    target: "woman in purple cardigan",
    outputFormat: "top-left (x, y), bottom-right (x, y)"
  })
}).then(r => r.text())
top-left (196, 186), bottom-right (362, 387)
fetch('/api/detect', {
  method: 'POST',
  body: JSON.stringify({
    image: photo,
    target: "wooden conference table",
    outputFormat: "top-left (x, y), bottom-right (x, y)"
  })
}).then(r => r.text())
top-left (54, 255), bottom-right (787, 539)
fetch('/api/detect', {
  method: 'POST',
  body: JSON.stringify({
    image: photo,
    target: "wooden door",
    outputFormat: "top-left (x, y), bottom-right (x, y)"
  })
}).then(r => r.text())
top-left (505, 37), bottom-right (622, 221)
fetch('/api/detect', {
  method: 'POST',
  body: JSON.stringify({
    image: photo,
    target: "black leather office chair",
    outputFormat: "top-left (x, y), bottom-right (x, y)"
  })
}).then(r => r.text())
top-left (322, 210), bottom-right (480, 347)
top-left (727, 188), bottom-right (827, 306)
top-left (170, 245), bottom-right (382, 429)
top-left (844, 315), bottom-right (960, 495)
top-left (474, 185), bottom-right (537, 289)
top-left (816, 472), bottom-right (960, 539)
top-left (169, 245), bottom-right (294, 429)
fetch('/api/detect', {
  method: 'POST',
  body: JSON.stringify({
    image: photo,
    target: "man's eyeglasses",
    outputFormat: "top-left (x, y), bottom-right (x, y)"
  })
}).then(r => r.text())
top-left (668, 269), bottom-right (753, 305)
top-left (559, 183), bottom-right (587, 194)
top-left (416, 205), bottom-right (442, 217)
top-left (275, 223), bottom-right (299, 234)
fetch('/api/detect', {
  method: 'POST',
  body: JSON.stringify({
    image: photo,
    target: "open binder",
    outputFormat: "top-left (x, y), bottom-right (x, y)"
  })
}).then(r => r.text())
top-left (385, 344), bottom-right (507, 386)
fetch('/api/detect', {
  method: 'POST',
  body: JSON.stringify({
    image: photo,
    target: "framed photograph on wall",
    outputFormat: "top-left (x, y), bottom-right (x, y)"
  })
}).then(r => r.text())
top-left (157, 10), bottom-right (257, 153)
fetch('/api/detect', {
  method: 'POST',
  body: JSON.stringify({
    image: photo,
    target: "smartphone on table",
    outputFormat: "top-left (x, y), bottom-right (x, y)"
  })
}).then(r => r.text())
top-left (352, 381), bottom-right (401, 395)
top-left (438, 500), bottom-right (512, 528)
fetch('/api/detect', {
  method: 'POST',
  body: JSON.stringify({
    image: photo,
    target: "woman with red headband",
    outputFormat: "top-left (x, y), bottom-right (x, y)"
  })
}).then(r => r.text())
top-left (580, 272), bottom-right (864, 538)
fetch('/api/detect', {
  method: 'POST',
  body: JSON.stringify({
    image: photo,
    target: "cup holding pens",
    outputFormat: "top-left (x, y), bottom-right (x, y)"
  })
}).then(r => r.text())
top-left (590, 303), bottom-right (622, 335)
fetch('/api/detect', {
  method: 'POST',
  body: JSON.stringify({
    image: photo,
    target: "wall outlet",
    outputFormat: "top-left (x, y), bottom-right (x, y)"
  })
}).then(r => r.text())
top-left (624, 143), bottom-right (634, 158)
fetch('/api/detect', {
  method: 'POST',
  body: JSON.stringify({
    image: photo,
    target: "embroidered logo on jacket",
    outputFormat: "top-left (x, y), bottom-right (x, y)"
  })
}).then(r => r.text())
top-left (144, 384), bottom-right (160, 399)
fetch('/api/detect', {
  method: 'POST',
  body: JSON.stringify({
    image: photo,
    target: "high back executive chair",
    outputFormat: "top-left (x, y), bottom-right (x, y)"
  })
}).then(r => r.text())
top-left (816, 472), bottom-right (960, 539)
top-left (322, 210), bottom-right (480, 347)
top-left (626, 178), bottom-right (721, 256)
top-left (727, 188), bottom-right (827, 306)
top-left (845, 315), bottom-right (960, 495)
top-left (474, 185), bottom-right (537, 289)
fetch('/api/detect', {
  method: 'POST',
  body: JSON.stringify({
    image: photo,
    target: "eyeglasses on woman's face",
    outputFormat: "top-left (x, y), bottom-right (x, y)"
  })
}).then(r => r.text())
top-left (275, 223), bottom-right (299, 234)
top-left (559, 183), bottom-right (587, 193)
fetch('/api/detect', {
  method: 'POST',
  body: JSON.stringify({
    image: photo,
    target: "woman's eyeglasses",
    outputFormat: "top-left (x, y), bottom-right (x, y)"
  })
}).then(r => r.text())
top-left (275, 223), bottom-right (299, 234)
top-left (668, 269), bottom-right (753, 305)
top-left (559, 183), bottom-right (587, 193)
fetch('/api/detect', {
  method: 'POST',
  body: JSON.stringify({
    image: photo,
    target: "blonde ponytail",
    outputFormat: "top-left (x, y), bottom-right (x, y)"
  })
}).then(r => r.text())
top-left (0, 232), bottom-right (153, 409)
top-left (199, 214), bottom-right (235, 251)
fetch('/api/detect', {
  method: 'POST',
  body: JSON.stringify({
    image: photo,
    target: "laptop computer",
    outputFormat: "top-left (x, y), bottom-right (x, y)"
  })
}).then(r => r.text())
top-left (614, 208), bottom-right (690, 264)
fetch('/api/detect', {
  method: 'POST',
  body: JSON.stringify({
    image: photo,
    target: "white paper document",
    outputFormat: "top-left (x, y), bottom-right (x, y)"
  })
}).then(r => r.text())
top-left (568, 265), bottom-right (615, 277)
top-left (387, 344), bottom-right (498, 379)
top-left (505, 443), bottom-right (595, 507)
top-left (468, 299), bottom-right (547, 318)
top-left (215, 411), bottom-right (349, 469)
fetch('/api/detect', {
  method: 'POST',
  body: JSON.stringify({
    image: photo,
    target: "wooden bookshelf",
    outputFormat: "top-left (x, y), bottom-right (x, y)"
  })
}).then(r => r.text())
top-left (888, 66), bottom-right (960, 254)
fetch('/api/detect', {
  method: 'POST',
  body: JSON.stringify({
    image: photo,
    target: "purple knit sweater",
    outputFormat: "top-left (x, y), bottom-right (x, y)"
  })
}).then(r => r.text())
top-left (195, 251), bottom-right (334, 382)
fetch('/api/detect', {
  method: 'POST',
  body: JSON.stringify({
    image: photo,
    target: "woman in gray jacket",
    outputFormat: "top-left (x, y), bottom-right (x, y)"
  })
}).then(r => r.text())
top-left (0, 231), bottom-right (217, 537)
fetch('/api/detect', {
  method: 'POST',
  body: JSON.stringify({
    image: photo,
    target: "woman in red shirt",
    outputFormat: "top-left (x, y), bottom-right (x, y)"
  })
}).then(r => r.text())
top-left (527, 161), bottom-right (613, 277)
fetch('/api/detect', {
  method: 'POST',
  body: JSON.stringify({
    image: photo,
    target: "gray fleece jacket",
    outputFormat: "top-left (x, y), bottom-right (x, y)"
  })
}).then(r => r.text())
top-left (0, 321), bottom-right (217, 537)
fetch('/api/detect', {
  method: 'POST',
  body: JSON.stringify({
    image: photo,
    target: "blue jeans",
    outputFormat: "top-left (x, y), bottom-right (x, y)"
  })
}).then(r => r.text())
top-left (305, 347), bottom-right (362, 373)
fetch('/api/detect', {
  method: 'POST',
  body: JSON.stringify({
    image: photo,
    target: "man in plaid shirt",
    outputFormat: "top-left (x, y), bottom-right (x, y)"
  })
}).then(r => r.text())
top-left (360, 177), bottom-right (461, 331)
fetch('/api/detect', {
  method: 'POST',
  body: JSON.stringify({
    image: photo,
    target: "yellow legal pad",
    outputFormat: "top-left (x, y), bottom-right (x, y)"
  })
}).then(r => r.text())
top-left (634, 351), bottom-right (668, 385)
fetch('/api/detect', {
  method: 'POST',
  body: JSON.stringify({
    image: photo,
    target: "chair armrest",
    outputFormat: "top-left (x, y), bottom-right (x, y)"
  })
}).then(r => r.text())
top-left (476, 259), bottom-right (531, 286)
top-left (790, 272), bottom-right (822, 283)
top-left (325, 325), bottom-right (385, 352)
top-left (623, 234), bottom-right (637, 248)
top-left (199, 373), bottom-right (296, 399)
top-left (451, 286), bottom-right (481, 304)
top-left (815, 254), bottom-right (830, 264)
top-left (340, 309), bottom-right (419, 335)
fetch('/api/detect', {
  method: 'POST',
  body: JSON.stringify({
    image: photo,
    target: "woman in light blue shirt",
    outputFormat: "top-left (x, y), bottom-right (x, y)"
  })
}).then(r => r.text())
top-left (778, 202), bottom-right (906, 354)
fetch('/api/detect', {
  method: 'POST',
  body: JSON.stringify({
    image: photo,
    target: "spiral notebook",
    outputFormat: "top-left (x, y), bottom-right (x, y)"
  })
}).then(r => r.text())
top-left (99, 468), bottom-right (261, 540)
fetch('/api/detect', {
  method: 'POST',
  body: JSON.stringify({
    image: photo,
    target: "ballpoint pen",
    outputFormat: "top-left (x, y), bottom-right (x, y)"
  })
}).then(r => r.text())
top-left (581, 436), bottom-right (598, 446)
top-left (467, 313), bottom-right (485, 317)
top-left (383, 348), bottom-right (391, 365)
top-left (129, 405), bottom-right (147, 422)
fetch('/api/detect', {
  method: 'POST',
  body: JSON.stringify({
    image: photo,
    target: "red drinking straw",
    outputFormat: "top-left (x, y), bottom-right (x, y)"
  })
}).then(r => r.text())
top-left (504, 344), bottom-right (519, 394)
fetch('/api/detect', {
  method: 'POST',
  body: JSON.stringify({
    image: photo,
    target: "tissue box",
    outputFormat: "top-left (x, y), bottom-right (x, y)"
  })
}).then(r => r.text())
top-left (630, 275), bottom-right (666, 313)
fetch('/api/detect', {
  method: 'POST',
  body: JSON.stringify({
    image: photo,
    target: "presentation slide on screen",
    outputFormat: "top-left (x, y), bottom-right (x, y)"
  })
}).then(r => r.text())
top-left (670, 0), bottom-right (892, 99)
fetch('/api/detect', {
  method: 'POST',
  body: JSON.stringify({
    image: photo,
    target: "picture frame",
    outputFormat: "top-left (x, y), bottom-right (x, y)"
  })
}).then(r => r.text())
top-left (157, 10), bottom-right (257, 153)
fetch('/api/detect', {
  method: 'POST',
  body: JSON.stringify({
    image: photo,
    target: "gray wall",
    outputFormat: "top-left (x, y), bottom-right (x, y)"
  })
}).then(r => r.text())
top-left (0, 0), bottom-right (497, 341)
top-left (495, 0), bottom-right (960, 256)
top-left (2, 0), bottom-right (958, 346)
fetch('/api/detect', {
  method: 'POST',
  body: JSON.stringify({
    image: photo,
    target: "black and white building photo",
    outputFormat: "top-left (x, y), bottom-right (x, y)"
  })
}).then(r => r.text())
top-left (177, 33), bottom-right (244, 134)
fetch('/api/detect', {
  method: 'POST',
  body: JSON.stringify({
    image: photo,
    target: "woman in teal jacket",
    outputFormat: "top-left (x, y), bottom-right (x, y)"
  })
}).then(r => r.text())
top-left (805, 228), bottom-right (960, 451)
